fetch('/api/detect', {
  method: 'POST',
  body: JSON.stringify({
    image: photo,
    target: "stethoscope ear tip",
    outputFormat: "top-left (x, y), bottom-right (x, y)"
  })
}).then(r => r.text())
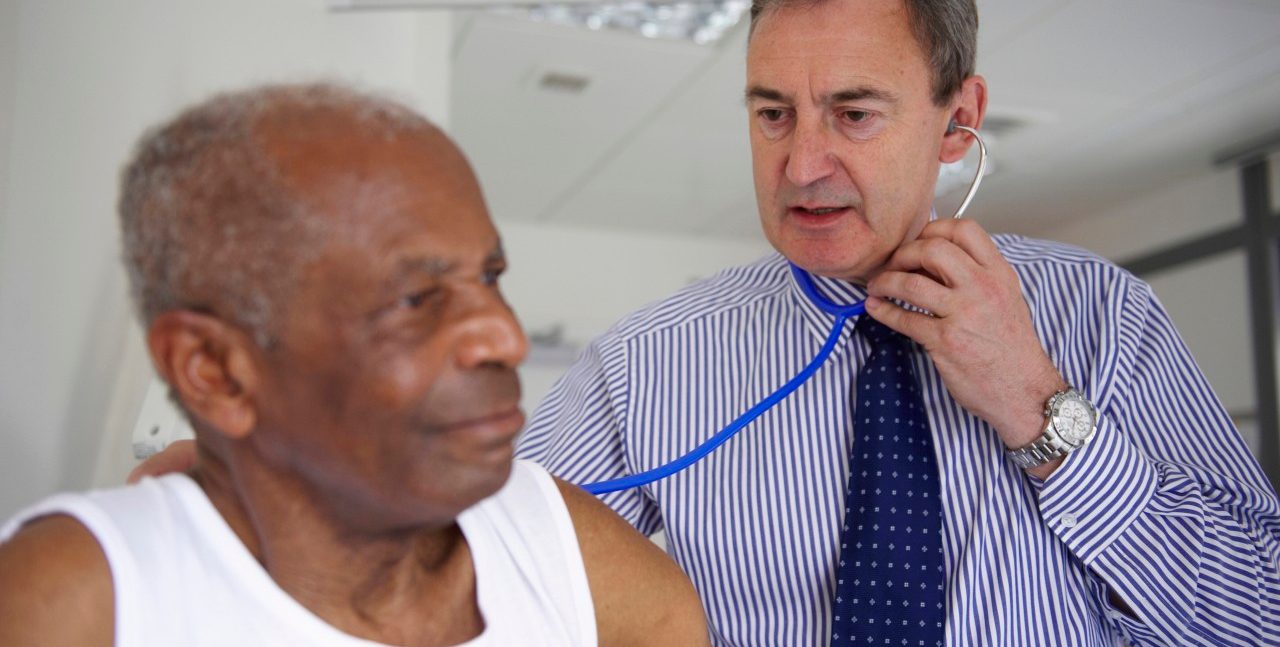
top-left (945, 124), bottom-right (987, 220)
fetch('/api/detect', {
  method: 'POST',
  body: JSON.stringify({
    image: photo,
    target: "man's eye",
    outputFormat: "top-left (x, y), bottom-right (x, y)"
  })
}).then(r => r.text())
top-left (842, 110), bottom-right (872, 123)
top-left (758, 108), bottom-right (787, 122)
top-left (399, 288), bottom-right (441, 309)
top-left (483, 265), bottom-right (506, 287)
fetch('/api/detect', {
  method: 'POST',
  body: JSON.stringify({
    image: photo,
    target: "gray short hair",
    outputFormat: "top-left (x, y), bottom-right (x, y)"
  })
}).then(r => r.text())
top-left (119, 83), bottom-right (435, 346)
top-left (749, 0), bottom-right (978, 106)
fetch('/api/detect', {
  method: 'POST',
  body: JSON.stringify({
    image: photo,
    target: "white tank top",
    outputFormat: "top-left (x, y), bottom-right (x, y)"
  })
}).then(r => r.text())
top-left (0, 459), bottom-right (597, 647)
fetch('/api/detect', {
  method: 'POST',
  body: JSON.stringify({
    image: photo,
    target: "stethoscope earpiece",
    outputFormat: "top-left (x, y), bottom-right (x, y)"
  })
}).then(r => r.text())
top-left (946, 124), bottom-right (987, 220)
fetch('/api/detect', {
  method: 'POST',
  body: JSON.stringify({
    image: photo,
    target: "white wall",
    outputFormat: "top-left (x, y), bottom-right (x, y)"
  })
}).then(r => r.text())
top-left (0, 0), bottom-right (454, 518)
top-left (0, 1), bottom-right (15, 236)
top-left (495, 220), bottom-right (771, 413)
top-left (1034, 168), bottom-right (1243, 263)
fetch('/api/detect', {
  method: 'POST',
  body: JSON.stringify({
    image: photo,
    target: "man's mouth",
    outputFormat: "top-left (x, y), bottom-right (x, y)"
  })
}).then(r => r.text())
top-left (788, 205), bottom-right (852, 221)
top-left (438, 406), bottom-right (525, 439)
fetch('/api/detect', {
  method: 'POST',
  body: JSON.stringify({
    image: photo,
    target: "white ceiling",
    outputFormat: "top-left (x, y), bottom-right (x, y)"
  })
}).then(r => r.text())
top-left (449, 0), bottom-right (1280, 241)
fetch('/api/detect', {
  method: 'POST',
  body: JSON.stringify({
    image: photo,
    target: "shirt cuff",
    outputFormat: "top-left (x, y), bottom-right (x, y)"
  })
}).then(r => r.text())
top-left (1035, 415), bottom-right (1158, 564)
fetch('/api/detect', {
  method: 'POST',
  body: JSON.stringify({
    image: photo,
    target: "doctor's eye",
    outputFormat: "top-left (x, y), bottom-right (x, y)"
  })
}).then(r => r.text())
top-left (758, 108), bottom-right (787, 122)
top-left (841, 110), bottom-right (872, 124)
top-left (755, 108), bottom-right (792, 137)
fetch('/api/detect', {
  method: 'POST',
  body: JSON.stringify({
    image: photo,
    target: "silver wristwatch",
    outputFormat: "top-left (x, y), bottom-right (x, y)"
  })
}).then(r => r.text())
top-left (1007, 388), bottom-right (1098, 470)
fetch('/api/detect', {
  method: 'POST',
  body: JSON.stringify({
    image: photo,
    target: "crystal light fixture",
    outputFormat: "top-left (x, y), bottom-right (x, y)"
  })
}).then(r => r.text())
top-left (512, 0), bottom-right (750, 45)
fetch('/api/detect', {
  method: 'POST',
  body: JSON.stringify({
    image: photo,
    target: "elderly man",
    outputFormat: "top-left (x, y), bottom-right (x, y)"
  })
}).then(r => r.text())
top-left (517, 0), bottom-right (1280, 645)
top-left (0, 84), bottom-right (708, 646)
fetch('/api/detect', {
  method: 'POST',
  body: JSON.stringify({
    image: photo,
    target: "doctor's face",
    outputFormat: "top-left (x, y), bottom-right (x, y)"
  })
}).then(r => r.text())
top-left (747, 0), bottom-right (953, 284)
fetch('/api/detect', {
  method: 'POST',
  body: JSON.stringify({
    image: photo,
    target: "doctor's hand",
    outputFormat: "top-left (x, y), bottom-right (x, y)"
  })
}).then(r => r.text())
top-left (126, 439), bottom-right (197, 484)
top-left (865, 219), bottom-right (1067, 476)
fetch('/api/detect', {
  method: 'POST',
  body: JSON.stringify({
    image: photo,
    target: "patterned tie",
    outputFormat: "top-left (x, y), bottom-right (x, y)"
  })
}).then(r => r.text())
top-left (830, 315), bottom-right (945, 646)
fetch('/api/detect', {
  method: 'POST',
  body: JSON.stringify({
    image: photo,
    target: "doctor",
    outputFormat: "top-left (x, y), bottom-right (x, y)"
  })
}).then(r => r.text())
top-left (516, 0), bottom-right (1280, 645)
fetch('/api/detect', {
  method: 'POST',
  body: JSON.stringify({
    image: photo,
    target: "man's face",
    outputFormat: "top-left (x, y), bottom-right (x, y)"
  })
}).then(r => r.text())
top-left (747, 0), bottom-right (952, 283)
top-left (249, 114), bottom-right (528, 530)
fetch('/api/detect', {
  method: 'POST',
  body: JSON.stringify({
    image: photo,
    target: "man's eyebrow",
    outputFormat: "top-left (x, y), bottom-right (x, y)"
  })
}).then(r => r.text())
top-left (745, 85), bottom-right (790, 103)
top-left (744, 85), bottom-right (899, 105)
top-left (830, 87), bottom-right (898, 104)
top-left (386, 257), bottom-right (454, 288)
top-left (384, 241), bottom-right (505, 290)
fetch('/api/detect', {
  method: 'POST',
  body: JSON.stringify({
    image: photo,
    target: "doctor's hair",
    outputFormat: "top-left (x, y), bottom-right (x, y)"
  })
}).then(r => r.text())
top-left (118, 82), bottom-right (435, 348)
top-left (747, 0), bottom-right (978, 106)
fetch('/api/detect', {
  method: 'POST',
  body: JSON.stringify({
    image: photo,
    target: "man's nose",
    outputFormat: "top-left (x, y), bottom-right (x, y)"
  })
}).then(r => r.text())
top-left (785, 117), bottom-right (838, 187)
top-left (452, 292), bottom-right (529, 370)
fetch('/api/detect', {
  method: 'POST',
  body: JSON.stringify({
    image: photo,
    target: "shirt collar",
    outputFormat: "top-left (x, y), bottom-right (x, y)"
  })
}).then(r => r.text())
top-left (781, 256), bottom-right (866, 349)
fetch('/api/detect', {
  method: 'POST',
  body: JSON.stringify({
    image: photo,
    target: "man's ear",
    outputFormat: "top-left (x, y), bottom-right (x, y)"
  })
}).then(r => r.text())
top-left (940, 74), bottom-right (988, 164)
top-left (146, 311), bottom-right (262, 440)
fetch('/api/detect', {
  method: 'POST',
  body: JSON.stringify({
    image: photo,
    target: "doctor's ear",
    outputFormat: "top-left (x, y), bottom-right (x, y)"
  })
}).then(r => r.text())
top-left (146, 311), bottom-right (262, 440)
top-left (940, 75), bottom-right (988, 164)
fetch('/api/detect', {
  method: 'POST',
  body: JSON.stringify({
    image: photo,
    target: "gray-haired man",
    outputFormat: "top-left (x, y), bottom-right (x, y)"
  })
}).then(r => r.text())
top-left (519, 1), bottom-right (1280, 645)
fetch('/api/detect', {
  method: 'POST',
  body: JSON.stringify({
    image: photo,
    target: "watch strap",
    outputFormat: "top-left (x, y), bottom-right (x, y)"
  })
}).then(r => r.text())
top-left (1007, 428), bottom-right (1070, 470)
top-left (1007, 388), bottom-right (1094, 470)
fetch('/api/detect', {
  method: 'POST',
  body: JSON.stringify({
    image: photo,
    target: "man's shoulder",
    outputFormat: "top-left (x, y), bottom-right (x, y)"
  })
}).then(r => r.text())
top-left (993, 233), bottom-right (1116, 270)
top-left (0, 514), bottom-right (114, 645)
top-left (604, 252), bottom-right (790, 343)
top-left (0, 513), bottom-right (111, 580)
top-left (992, 234), bottom-right (1147, 293)
top-left (551, 477), bottom-right (710, 645)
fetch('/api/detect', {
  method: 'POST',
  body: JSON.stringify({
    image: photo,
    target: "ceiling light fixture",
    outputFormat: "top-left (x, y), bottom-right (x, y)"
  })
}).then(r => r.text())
top-left (330, 0), bottom-right (750, 45)
top-left (512, 0), bottom-right (750, 45)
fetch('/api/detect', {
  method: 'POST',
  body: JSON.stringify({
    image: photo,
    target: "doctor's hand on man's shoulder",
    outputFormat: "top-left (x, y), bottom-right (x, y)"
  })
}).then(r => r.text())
top-left (128, 439), bottom-right (198, 483)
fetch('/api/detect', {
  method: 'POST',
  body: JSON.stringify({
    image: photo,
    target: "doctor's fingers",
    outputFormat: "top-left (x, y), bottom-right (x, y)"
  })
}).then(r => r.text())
top-left (127, 439), bottom-right (197, 484)
top-left (881, 236), bottom-right (981, 288)
top-left (915, 218), bottom-right (1004, 268)
top-left (865, 295), bottom-right (943, 346)
top-left (866, 270), bottom-right (954, 317)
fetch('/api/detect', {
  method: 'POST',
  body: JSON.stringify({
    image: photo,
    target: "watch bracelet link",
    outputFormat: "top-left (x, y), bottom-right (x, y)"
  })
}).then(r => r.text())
top-left (1008, 427), bottom-right (1070, 470)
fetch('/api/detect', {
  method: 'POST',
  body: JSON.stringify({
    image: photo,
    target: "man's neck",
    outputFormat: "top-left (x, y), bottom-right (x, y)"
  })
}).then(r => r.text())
top-left (189, 446), bottom-right (485, 646)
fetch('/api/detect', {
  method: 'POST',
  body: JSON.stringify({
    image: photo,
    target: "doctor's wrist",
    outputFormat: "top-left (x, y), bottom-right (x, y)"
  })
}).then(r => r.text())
top-left (995, 370), bottom-right (1069, 453)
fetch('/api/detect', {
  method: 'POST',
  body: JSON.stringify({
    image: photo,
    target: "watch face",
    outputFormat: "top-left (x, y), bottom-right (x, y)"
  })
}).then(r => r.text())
top-left (1054, 397), bottom-right (1096, 444)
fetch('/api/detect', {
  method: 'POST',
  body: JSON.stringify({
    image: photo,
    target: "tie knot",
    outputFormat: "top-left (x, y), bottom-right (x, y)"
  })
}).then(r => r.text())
top-left (855, 315), bottom-right (903, 347)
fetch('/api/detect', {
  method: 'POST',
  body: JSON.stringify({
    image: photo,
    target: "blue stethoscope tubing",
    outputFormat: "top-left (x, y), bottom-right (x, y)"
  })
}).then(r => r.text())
top-left (580, 125), bottom-right (987, 495)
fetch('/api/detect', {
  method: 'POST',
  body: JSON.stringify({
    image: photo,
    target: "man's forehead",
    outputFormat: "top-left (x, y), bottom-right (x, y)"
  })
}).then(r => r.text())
top-left (257, 114), bottom-right (472, 215)
top-left (746, 10), bottom-right (930, 104)
top-left (255, 110), bottom-right (444, 173)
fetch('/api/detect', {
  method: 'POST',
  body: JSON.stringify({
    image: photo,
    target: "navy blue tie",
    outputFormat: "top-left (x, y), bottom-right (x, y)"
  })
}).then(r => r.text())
top-left (830, 316), bottom-right (945, 646)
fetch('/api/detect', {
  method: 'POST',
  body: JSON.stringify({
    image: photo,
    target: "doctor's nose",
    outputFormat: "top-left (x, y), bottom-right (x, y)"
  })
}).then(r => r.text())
top-left (784, 121), bottom-right (839, 187)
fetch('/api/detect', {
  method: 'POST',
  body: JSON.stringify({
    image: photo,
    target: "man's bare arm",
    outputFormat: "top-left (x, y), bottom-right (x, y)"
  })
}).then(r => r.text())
top-left (0, 515), bottom-right (114, 647)
top-left (555, 479), bottom-right (710, 647)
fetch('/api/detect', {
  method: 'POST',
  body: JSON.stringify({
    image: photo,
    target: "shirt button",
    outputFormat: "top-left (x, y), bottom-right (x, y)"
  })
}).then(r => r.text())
top-left (1060, 513), bottom-right (1078, 529)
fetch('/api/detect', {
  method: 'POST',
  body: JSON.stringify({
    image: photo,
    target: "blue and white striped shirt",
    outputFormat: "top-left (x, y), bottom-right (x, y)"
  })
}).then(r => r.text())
top-left (516, 236), bottom-right (1280, 646)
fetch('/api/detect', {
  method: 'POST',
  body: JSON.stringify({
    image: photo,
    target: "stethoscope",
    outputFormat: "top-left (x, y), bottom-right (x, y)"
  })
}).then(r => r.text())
top-left (581, 124), bottom-right (988, 495)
